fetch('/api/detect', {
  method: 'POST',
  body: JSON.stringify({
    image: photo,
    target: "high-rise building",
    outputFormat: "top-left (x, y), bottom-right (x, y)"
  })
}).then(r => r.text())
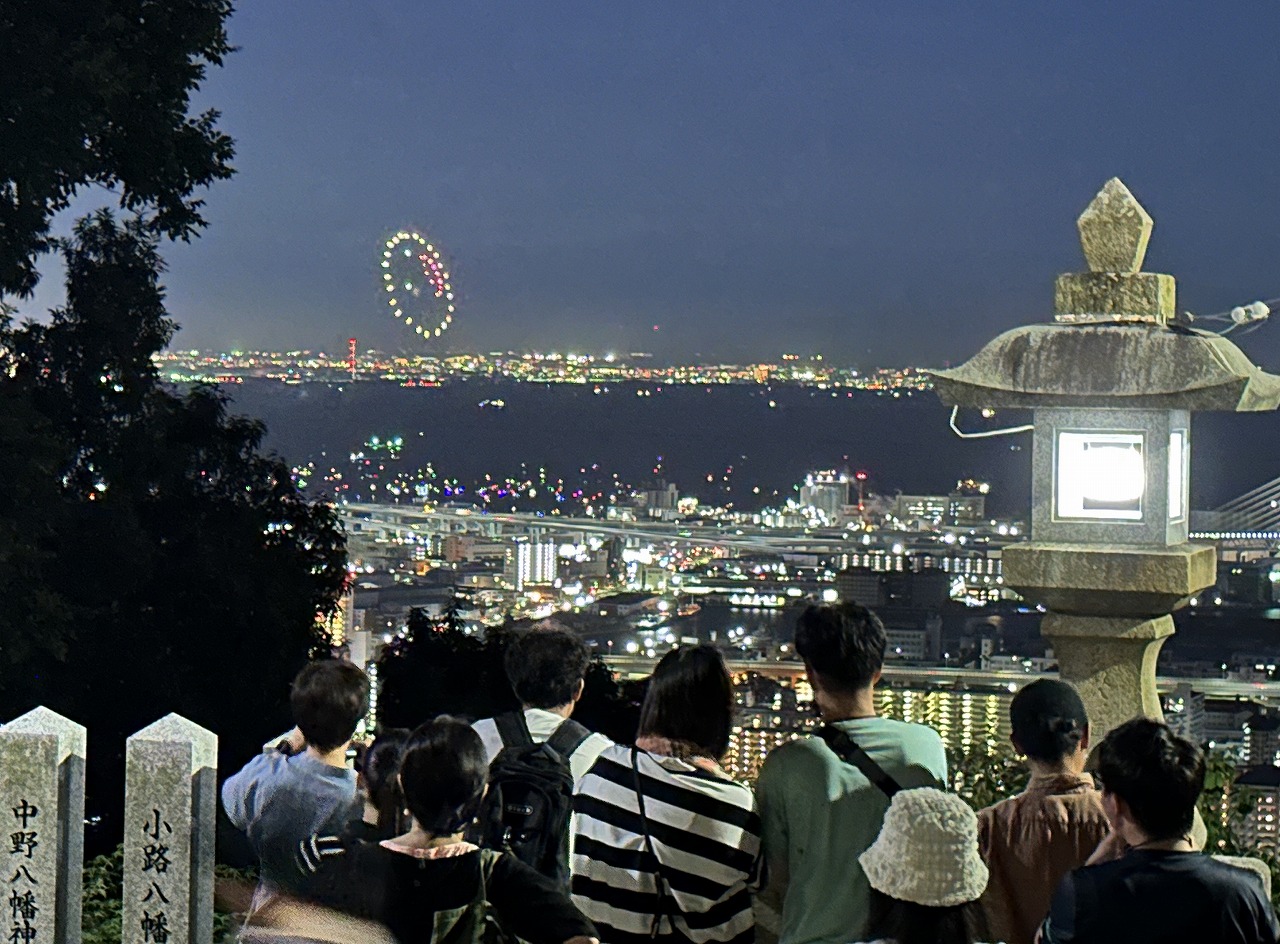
top-left (508, 537), bottom-right (557, 591)
top-left (800, 471), bottom-right (851, 525)
top-left (1244, 713), bottom-right (1280, 767)
top-left (1163, 683), bottom-right (1207, 744)
top-left (1233, 766), bottom-right (1280, 850)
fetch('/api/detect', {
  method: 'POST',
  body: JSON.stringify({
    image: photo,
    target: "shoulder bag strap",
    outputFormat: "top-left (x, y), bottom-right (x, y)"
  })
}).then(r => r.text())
top-left (816, 725), bottom-right (903, 799)
top-left (630, 747), bottom-right (680, 940)
top-left (495, 711), bottom-right (534, 750)
top-left (545, 718), bottom-right (591, 760)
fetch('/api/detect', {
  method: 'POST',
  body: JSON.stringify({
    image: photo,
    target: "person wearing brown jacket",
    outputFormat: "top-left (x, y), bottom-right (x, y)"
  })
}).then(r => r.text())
top-left (977, 680), bottom-right (1111, 944)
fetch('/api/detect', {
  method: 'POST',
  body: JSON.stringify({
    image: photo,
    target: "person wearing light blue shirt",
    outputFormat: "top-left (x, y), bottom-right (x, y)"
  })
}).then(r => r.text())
top-left (221, 660), bottom-right (368, 893)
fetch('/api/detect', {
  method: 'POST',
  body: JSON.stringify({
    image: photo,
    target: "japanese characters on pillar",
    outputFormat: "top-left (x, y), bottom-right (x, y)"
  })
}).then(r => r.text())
top-left (0, 708), bottom-right (88, 944)
top-left (122, 716), bottom-right (217, 944)
top-left (8, 799), bottom-right (40, 944)
top-left (137, 809), bottom-right (173, 944)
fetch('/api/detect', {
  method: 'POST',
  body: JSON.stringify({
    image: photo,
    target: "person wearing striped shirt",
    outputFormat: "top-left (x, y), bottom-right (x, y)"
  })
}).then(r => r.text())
top-left (571, 645), bottom-right (762, 944)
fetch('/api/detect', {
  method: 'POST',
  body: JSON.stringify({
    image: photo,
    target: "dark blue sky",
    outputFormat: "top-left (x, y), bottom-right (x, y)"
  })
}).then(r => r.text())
top-left (23, 1), bottom-right (1280, 364)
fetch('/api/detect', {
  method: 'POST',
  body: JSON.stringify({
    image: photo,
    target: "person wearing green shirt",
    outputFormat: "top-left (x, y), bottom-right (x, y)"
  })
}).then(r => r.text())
top-left (757, 602), bottom-right (948, 944)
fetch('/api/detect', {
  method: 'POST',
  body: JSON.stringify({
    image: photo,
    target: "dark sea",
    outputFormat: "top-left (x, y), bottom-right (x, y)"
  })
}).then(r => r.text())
top-left (224, 378), bottom-right (1280, 517)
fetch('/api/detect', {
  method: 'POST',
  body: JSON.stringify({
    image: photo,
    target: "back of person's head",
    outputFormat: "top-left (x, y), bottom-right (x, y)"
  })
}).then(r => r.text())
top-left (398, 716), bottom-right (488, 836)
top-left (860, 788), bottom-right (990, 944)
top-left (1094, 717), bottom-right (1205, 842)
top-left (504, 623), bottom-right (591, 709)
top-left (794, 601), bottom-right (886, 694)
top-left (290, 660), bottom-right (370, 752)
top-left (361, 728), bottom-right (410, 837)
top-left (637, 645), bottom-right (733, 760)
top-left (1010, 679), bottom-right (1089, 763)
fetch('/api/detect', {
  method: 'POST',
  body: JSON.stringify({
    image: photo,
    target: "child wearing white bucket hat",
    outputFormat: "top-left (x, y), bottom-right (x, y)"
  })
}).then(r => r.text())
top-left (856, 788), bottom-right (995, 944)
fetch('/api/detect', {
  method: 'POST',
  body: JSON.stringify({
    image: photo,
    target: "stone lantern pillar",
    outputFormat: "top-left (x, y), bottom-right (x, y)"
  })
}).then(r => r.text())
top-left (933, 178), bottom-right (1280, 741)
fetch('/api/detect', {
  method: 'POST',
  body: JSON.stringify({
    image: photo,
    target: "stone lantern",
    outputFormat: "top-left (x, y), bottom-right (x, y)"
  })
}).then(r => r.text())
top-left (933, 178), bottom-right (1280, 740)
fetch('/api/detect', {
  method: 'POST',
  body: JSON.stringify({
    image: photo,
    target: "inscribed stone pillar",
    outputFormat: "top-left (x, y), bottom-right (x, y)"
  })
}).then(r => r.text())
top-left (0, 707), bottom-right (87, 944)
top-left (122, 715), bottom-right (217, 944)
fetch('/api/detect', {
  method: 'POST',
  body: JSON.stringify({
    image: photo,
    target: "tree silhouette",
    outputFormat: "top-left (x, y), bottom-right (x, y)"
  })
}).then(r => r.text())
top-left (0, 0), bottom-right (235, 296)
top-left (377, 612), bottom-right (643, 742)
top-left (0, 1), bottom-right (355, 853)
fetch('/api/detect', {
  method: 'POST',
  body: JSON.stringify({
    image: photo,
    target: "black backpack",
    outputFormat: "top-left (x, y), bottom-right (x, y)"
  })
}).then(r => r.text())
top-left (476, 712), bottom-right (590, 887)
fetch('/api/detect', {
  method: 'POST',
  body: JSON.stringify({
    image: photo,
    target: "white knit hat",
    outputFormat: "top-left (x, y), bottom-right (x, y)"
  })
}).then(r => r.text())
top-left (858, 788), bottom-right (989, 907)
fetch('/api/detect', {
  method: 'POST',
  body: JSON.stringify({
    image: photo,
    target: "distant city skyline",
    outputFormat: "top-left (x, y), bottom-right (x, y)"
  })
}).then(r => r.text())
top-left (12, 2), bottom-right (1280, 368)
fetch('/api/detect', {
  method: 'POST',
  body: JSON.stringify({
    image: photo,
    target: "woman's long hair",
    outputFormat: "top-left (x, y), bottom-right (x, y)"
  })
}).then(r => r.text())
top-left (637, 645), bottom-right (733, 759)
top-left (866, 889), bottom-right (990, 944)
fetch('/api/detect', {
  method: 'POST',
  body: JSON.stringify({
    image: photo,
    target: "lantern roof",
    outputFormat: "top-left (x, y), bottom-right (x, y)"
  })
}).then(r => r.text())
top-left (931, 178), bottom-right (1280, 412)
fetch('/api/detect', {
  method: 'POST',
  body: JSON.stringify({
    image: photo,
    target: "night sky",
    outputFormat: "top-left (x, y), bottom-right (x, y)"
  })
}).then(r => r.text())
top-left (20, 2), bottom-right (1280, 365)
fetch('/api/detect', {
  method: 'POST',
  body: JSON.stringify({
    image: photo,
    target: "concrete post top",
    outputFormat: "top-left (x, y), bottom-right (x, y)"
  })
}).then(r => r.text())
top-left (2, 707), bottom-right (87, 763)
top-left (127, 713), bottom-right (217, 771)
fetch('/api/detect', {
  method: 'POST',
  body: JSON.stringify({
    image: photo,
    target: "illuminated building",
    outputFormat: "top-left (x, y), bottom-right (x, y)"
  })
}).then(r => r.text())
top-left (1244, 713), bottom-right (1280, 767)
top-left (1234, 767), bottom-right (1280, 850)
top-left (893, 484), bottom-right (988, 529)
top-left (721, 673), bottom-right (1014, 782)
top-left (509, 537), bottom-right (557, 591)
top-left (799, 471), bottom-right (851, 525)
top-left (1163, 683), bottom-right (1206, 744)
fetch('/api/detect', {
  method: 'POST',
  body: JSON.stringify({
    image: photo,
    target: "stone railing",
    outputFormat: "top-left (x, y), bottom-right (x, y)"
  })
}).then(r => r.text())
top-left (1, 708), bottom-right (216, 944)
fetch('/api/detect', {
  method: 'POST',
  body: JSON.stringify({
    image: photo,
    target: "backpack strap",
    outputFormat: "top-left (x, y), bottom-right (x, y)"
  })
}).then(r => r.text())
top-left (817, 725), bottom-right (902, 799)
top-left (495, 711), bottom-right (535, 750)
top-left (544, 718), bottom-right (591, 761)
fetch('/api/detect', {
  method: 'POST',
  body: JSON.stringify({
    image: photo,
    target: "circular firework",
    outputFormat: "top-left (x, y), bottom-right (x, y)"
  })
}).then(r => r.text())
top-left (378, 230), bottom-right (456, 339)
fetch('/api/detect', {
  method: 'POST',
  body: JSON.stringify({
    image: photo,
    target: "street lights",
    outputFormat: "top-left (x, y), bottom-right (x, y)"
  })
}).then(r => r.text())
top-left (933, 178), bottom-right (1280, 740)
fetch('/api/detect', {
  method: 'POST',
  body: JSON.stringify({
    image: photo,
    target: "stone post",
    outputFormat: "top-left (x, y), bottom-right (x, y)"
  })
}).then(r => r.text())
top-left (0, 708), bottom-right (87, 944)
top-left (122, 715), bottom-right (217, 944)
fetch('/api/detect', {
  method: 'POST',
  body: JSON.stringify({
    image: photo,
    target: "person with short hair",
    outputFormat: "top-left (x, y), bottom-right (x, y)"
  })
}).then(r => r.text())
top-left (856, 787), bottom-right (992, 944)
top-left (296, 717), bottom-right (599, 944)
top-left (572, 645), bottom-right (762, 943)
top-left (472, 622), bottom-right (612, 784)
top-left (1038, 717), bottom-right (1280, 944)
top-left (757, 602), bottom-right (947, 944)
top-left (473, 621), bottom-right (611, 782)
top-left (471, 622), bottom-right (614, 885)
top-left (222, 660), bottom-right (369, 892)
top-left (977, 679), bottom-right (1111, 944)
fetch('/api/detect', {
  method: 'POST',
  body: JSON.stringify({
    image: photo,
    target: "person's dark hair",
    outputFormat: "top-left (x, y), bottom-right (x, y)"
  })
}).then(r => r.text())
top-left (1094, 717), bottom-right (1205, 842)
top-left (398, 716), bottom-right (488, 836)
top-left (866, 890), bottom-right (990, 944)
top-left (793, 602), bottom-right (886, 695)
top-left (504, 624), bottom-right (592, 709)
top-left (361, 728), bottom-right (410, 837)
top-left (1010, 679), bottom-right (1088, 763)
top-left (637, 645), bottom-right (733, 759)
top-left (290, 660), bottom-right (369, 752)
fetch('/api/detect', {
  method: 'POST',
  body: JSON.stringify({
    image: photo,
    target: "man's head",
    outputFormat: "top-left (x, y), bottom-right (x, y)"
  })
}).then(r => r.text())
top-left (290, 660), bottom-right (369, 753)
top-left (504, 622), bottom-right (592, 710)
top-left (1094, 717), bottom-right (1205, 844)
top-left (1010, 679), bottom-right (1090, 768)
top-left (794, 602), bottom-right (886, 708)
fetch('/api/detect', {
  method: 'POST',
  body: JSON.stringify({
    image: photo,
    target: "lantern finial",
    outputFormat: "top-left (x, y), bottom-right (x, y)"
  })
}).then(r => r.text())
top-left (1077, 178), bottom-right (1153, 274)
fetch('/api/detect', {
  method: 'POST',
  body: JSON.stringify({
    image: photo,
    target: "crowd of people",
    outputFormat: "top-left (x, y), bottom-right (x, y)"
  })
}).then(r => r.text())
top-left (221, 602), bottom-right (1280, 944)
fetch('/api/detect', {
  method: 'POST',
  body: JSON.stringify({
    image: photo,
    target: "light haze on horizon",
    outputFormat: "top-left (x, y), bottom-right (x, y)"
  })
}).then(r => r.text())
top-left (16, 1), bottom-right (1280, 367)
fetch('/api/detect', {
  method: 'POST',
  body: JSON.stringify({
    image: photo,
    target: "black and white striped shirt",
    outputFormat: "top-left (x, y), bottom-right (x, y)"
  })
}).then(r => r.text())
top-left (572, 744), bottom-right (762, 944)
